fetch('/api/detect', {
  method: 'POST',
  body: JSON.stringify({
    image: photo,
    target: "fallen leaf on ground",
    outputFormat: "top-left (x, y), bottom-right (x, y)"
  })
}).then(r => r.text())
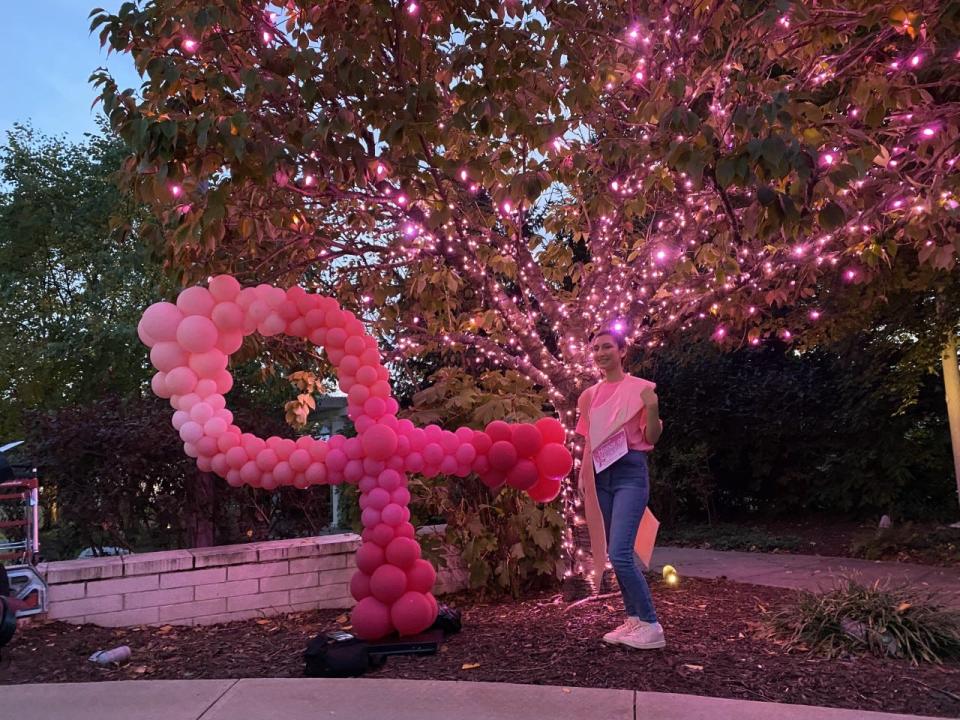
top-left (683, 664), bottom-right (704, 672)
top-left (462, 663), bottom-right (481, 670)
top-left (256, 619), bottom-right (272, 625)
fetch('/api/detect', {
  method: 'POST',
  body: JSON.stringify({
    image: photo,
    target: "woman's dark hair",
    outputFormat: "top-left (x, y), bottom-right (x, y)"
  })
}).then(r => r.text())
top-left (589, 327), bottom-right (627, 350)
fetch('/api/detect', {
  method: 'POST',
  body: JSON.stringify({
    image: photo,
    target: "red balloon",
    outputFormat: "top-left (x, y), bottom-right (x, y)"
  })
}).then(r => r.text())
top-left (535, 417), bottom-right (567, 444)
top-left (406, 559), bottom-right (437, 594)
top-left (352, 597), bottom-right (393, 640)
top-left (527, 474), bottom-right (562, 503)
top-left (370, 564), bottom-right (408, 604)
top-left (381, 502), bottom-right (405, 527)
top-left (385, 536), bottom-right (420, 569)
top-left (488, 440), bottom-right (518, 472)
top-left (511, 423), bottom-right (543, 458)
top-left (506, 459), bottom-right (539, 490)
top-left (485, 420), bottom-right (512, 443)
top-left (390, 591), bottom-right (435, 636)
top-left (350, 571), bottom-right (372, 602)
top-left (471, 431), bottom-right (492, 455)
top-left (535, 443), bottom-right (574, 478)
top-left (479, 469), bottom-right (506, 489)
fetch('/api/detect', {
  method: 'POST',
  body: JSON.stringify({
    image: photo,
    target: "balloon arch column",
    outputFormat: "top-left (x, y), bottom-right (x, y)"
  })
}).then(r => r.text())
top-left (138, 275), bottom-right (573, 640)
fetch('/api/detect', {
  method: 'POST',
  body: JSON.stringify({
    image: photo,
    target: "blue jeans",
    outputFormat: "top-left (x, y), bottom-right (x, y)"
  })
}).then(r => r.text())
top-left (595, 450), bottom-right (658, 623)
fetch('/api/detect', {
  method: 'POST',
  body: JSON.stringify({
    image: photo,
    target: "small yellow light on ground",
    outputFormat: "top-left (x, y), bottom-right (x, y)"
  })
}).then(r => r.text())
top-left (662, 564), bottom-right (680, 587)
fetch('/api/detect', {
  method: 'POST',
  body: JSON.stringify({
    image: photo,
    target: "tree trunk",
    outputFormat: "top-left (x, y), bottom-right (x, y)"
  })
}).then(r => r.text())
top-left (184, 471), bottom-right (216, 548)
top-left (940, 334), bottom-right (960, 516)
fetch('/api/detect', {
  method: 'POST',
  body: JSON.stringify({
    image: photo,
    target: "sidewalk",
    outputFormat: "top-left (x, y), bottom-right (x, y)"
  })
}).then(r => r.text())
top-left (0, 678), bottom-right (945, 720)
top-left (651, 546), bottom-right (960, 606)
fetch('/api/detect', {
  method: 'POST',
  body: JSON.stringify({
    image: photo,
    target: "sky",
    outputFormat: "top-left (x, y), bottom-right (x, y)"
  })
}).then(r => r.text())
top-left (0, 1), bottom-right (142, 141)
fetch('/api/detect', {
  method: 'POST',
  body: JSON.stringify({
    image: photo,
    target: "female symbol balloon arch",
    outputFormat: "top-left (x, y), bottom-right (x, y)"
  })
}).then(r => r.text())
top-left (138, 275), bottom-right (573, 640)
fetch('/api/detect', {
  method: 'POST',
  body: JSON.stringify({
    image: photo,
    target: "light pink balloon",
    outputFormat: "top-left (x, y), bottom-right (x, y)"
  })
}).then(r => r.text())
top-left (195, 378), bottom-right (218, 397)
top-left (190, 402), bottom-right (214, 424)
top-left (209, 275), bottom-right (242, 302)
top-left (177, 315), bottom-right (218, 353)
top-left (171, 410), bottom-right (190, 431)
top-left (216, 329), bottom-right (243, 354)
top-left (141, 302), bottom-right (183, 342)
top-left (166, 366), bottom-right (199, 395)
top-left (259, 313), bottom-right (286, 336)
top-left (214, 370), bottom-right (233, 394)
top-left (304, 463), bottom-right (327, 485)
top-left (204, 417), bottom-right (227, 436)
top-left (150, 341), bottom-right (188, 373)
top-left (179, 421), bottom-right (204, 444)
top-left (151, 372), bottom-right (172, 398)
top-left (177, 286), bottom-right (216, 317)
top-left (137, 318), bottom-right (156, 347)
top-left (189, 349), bottom-right (228, 378)
top-left (211, 301), bottom-right (244, 331)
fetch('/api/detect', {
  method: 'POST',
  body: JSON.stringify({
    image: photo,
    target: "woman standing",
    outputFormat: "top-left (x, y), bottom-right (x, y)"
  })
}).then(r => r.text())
top-left (575, 328), bottom-right (664, 649)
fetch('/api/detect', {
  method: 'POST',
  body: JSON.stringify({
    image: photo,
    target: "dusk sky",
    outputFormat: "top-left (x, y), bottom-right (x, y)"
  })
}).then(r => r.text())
top-left (1, 1), bottom-right (142, 141)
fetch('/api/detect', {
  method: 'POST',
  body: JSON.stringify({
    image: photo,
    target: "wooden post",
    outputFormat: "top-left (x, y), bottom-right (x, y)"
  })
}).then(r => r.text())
top-left (940, 334), bottom-right (960, 515)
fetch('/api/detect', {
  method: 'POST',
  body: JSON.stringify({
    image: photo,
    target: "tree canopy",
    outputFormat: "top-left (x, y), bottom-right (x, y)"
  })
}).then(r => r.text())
top-left (90, 0), bottom-right (960, 430)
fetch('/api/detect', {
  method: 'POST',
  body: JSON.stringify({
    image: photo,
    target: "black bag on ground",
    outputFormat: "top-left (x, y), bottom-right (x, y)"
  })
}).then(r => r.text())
top-left (304, 633), bottom-right (385, 677)
top-left (431, 603), bottom-right (462, 635)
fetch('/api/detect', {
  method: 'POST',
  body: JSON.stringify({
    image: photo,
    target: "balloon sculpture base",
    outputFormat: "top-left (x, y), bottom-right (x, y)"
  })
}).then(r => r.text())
top-left (304, 628), bottom-right (445, 678)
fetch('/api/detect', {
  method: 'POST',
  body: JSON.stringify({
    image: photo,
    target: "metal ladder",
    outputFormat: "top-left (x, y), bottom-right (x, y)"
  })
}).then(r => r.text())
top-left (0, 441), bottom-right (47, 617)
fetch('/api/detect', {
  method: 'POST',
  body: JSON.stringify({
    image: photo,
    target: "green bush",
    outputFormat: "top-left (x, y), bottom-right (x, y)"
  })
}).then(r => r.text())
top-left (764, 578), bottom-right (960, 664)
top-left (850, 523), bottom-right (960, 565)
top-left (658, 523), bottom-right (802, 552)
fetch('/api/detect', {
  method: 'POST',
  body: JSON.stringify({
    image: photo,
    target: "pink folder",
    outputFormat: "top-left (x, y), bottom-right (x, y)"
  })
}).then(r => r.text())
top-left (634, 508), bottom-right (660, 570)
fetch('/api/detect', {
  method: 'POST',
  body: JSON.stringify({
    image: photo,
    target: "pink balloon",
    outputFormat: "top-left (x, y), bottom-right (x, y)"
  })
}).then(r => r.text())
top-left (179, 421), bottom-right (204, 444)
top-left (363, 396), bottom-right (386, 419)
top-left (361, 507), bottom-right (382, 528)
top-left (454, 443), bottom-right (477, 465)
top-left (367, 487), bottom-right (391, 510)
top-left (344, 459), bottom-right (364, 483)
top-left (369, 523), bottom-right (396, 547)
top-left (351, 597), bottom-right (393, 640)
top-left (391, 591), bottom-right (435, 636)
top-left (225, 446), bottom-right (249, 470)
top-left (344, 335), bottom-right (366, 356)
top-left (204, 417), bottom-right (227, 437)
top-left (356, 541), bottom-right (386, 575)
top-left (370, 564), bottom-right (408, 604)
top-left (141, 302), bottom-right (183, 342)
top-left (289, 448), bottom-right (311, 472)
top-left (211, 301), bottom-right (244, 331)
top-left (177, 286), bottom-right (216, 316)
top-left (166, 366), bottom-right (199, 395)
top-left (273, 461), bottom-right (294, 484)
top-left (177, 315), bottom-right (218, 353)
top-left (385, 536), bottom-right (420, 569)
top-left (137, 318), bottom-right (156, 347)
top-left (485, 420), bottom-right (512, 443)
top-left (489, 440), bottom-right (518, 472)
top-left (240, 461), bottom-right (261, 484)
top-left (218, 432), bottom-right (241, 453)
top-left (350, 571), bottom-right (372, 602)
top-left (326, 448), bottom-right (348, 472)
top-left (214, 370), bottom-right (233, 394)
top-left (209, 274), bottom-right (242, 302)
top-left (151, 372), bottom-right (172, 398)
top-left (304, 463), bottom-right (327, 485)
top-left (259, 313), bottom-right (286, 336)
top-left (190, 402), bottom-right (214, 424)
top-left (256, 449), bottom-right (279, 472)
top-left (378, 469), bottom-right (402, 491)
top-left (391, 487), bottom-right (411, 506)
top-left (362, 424), bottom-right (398, 461)
top-left (527, 474), bottom-right (562, 503)
top-left (171, 410), bottom-right (190, 431)
top-left (511, 423), bottom-right (543, 458)
top-left (327, 327), bottom-right (347, 348)
top-left (195, 378), bottom-right (218, 397)
top-left (381, 503), bottom-right (405, 527)
top-left (423, 443), bottom-right (444, 466)
top-left (150, 341), bottom-right (188, 373)
top-left (225, 469), bottom-right (244, 487)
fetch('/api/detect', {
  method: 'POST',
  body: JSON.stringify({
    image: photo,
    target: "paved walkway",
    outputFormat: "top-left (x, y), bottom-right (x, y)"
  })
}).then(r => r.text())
top-left (650, 546), bottom-right (960, 606)
top-left (0, 678), bottom-right (945, 720)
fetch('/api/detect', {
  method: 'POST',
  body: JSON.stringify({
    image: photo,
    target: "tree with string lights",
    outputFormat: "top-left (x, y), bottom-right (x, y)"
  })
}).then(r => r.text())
top-left (92, 0), bottom-right (960, 522)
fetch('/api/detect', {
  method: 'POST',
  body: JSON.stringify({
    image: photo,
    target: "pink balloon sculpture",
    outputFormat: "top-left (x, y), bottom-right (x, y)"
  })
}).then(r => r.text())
top-left (139, 276), bottom-right (573, 640)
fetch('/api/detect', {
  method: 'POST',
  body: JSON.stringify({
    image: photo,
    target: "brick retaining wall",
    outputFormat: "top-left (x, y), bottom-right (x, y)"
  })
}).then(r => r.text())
top-left (36, 529), bottom-right (467, 627)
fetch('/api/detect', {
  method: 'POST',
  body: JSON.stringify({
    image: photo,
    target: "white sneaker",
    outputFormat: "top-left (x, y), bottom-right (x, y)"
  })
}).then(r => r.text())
top-left (602, 617), bottom-right (640, 645)
top-left (618, 621), bottom-right (666, 650)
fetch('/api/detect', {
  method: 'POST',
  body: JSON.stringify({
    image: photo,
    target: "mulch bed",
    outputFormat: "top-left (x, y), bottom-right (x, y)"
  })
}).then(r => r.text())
top-left (2, 576), bottom-right (958, 717)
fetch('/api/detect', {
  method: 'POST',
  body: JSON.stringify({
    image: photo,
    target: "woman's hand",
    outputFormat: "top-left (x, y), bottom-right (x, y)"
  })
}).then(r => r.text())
top-left (640, 385), bottom-right (659, 409)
